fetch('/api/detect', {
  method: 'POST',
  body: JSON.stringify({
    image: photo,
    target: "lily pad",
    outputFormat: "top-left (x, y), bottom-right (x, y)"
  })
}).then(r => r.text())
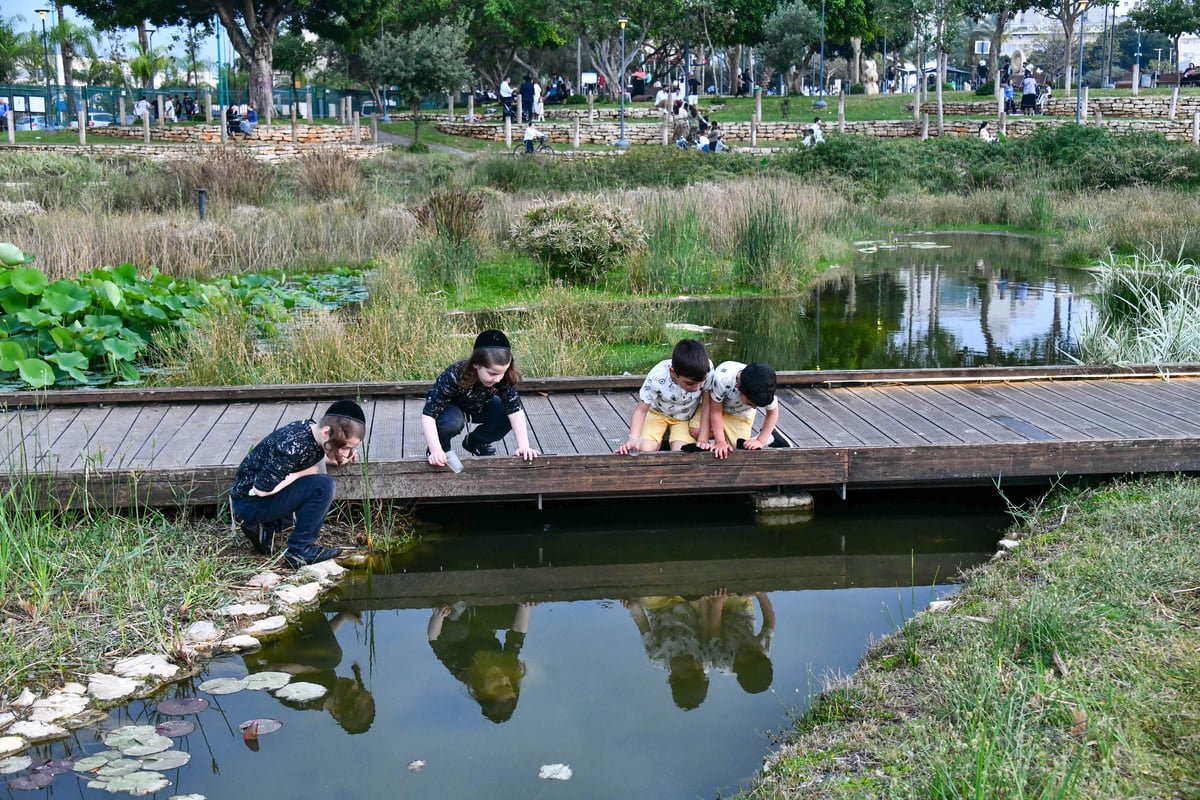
top-left (8, 771), bottom-right (54, 790)
top-left (155, 720), bottom-right (195, 738)
top-left (156, 697), bottom-right (209, 716)
top-left (243, 671), bottom-right (291, 691)
top-left (0, 756), bottom-right (32, 775)
top-left (96, 759), bottom-right (142, 777)
top-left (273, 682), bottom-right (326, 703)
top-left (237, 719), bottom-right (282, 736)
top-left (74, 753), bottom-right (122, 773)
top-left (122, 740), bottom-right (173, 757)
top-left (103, 770), bottom-right (170, 796)
top-left (198, 677), bottom-right (246, 695)
top-left (103, 726), bottom-right (158, 749)
top-left (140, 751), bottom-right (191, 771)
top-left (32, 758), bottom-right (74, 775)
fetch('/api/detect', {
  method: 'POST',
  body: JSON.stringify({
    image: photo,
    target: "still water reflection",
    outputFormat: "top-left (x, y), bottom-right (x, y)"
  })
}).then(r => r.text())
top-left (689, 232), bottom-right (1096, 370)
top-left (6, 495), bottom-right (1012, 800)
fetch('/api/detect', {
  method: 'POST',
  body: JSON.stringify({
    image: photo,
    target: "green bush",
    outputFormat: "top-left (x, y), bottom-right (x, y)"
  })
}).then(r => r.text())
top-left (510, 198), bottom-right (646, 284)
top-left (849, 83), bottom-right (865, 95)
top-left (564, 94), bottom-right (587, 105)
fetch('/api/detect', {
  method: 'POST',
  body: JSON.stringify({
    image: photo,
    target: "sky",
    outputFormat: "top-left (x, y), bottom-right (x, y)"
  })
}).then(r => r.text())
top-left (4, 0), bottom-right (223, 72)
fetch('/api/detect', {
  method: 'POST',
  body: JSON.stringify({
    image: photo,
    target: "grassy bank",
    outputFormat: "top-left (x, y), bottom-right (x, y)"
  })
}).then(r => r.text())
top-left (0, 485), bottom-right (409, 693)
top-left (749, 475), bottom-right (1200, 799)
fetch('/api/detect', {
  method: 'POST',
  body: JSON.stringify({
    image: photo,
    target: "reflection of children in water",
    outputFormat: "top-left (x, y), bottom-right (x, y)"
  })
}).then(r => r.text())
top-left (244, 610), bottom-right (376, 734)
top-left (428, 602), bottom-right (535, 723)
top-left (624, 597), bottom-right (709, 710)
top-left (698, 591), bottom-right (775, 694)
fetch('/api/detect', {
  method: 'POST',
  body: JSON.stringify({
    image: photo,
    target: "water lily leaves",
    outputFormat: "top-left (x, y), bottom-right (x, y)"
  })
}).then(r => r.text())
top-left (273, 682), bottom-right (326, 703)
top-left (0, 756), bottom-right (32, 774)
top-left (156, 697), bottom-right (209, 716)
top-left (97, 770), bottom-right (170, 796)
top-left (243, 671), bottom-right (291, 691)
top-left (154, 720), bottom-right (194, 738)
top-left (73, 753), bottom-right (123, 772)
top-left (31, 758), bottom-right (74, 775)
top-left (9, 267), bottom-right (47, 295)
top-left (16, 358), bottom-right (53, 388)
top-left (198, 677), bottom-right (246, 695)
top-left (140, 751), bottom-right (191, 771)
top-left (95, 759), bottom-right (142, 777)
top-left (237, 719), bottom-right (282, 736)
top-left (103, 726), bottom-right (172, 756)
top-left (8, 771), bottom-right (53, 790)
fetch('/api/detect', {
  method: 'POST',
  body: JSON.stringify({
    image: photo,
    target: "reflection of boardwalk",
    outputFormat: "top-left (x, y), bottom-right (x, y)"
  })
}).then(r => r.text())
top-left (3, 365), bottom-right (1200, 509)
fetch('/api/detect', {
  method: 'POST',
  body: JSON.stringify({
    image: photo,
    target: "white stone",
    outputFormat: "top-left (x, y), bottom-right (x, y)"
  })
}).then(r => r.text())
top-left (219, 635), bottom-right (261, 651)
top-left (7, 720), bottom-right (67, 741)
top-left (242, 616), bottom-right (287, 636)
top-left (998, 538), bottom-right (1020, 550)
top-left (29, 692), bottom-right (89, 722)
top-left (297, 560), bottom-right (345, 581)
top-left (0, 711), bottom-right (15, 729)
top-left (88, 673), bottom-right (141, 702)
top-left (61, 682), bottom-right (87, 695)
top-left (927, 600), bottom-right (955, 613)
top-left (184, 621), bottom-right (221, 643)
top-left (246, 573), bottom-right (283, 589)
top-left (753, 492), bottom-right (815, 511)
top-left (0, 736), bottom-right (26, 757)
top-left (216, 602), bottom-right (272, 617)
top-left (114, 654), bottom-right (179, 680)
top-left (12, 689), bottom-right (36, 708)
top-left (275, 584), bottom-right (321, 605)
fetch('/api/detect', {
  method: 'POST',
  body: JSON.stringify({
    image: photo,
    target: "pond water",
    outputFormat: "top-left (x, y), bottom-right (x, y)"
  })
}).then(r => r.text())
top-left (7, 493), bottom-right (1013, 800)
top-left (686, 231), bottom-right (1096, 371)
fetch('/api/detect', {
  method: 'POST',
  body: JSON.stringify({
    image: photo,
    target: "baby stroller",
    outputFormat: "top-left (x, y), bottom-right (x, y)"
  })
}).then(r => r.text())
top-left (1034, 86), bottom-right (1052, 115)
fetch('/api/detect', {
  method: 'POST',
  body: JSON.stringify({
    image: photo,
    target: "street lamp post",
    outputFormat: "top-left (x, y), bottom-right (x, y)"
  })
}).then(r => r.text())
top-left (1136, 27), bottom-right (1143, 77)
top-left (814, 0), bottom-right (828, 109)
top-left (616, 17), bottom-right (629, 148)
top-left (379, 19), bottom-right (391, 122)
top-left (1075, 1), bottom-right (1087, 124)
top-left (35, 9), bottom-right (52, 126)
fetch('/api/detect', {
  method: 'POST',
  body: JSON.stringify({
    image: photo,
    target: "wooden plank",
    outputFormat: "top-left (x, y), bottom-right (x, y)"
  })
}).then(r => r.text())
top-left (944, 383), bottom-right (1083, 441)
top-left (190, 404), bottom-right (256, 467)
top-left (1082, 382), bottom-right (1200, 436)
top-left (70, 406), bottom-right (144, 469)
top-left (822, 387), bottom-right (926, 445)
top-left (921, 385), bottom-right (1033, 442)
top-left (781, 388), bottom-right (874, 447)
top-left (768, 391), bottom-right (833, 447)
top-left (363, 398), bottom-right (405, 462)
top-left (37, 407), bottom-right (112, 472)
top-left (550, 393), bottom-right (615, 454)
top-left (220, 402), bottom-right (288, 465)
top-left (0, 408), bottom-right (60, 465)
top-left (402, 396), bottom-right (429, 460)
top-left (1126, 380), bottom-right (1200, 418)
top-left (148, 404), bottom-right (226, 468)
top-left (853, 386), bottom-right (968, 444)
top-left (520, 392), bottom-right (571, 456)
top-left (1027, 383), bottom-right (1165, 439)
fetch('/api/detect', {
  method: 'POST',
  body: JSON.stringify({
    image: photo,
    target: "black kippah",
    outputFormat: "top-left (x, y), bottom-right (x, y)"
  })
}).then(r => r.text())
top-left (325, 399), bottom-right (366, 425)
top-left (473, 329), bottom-right (511, 350)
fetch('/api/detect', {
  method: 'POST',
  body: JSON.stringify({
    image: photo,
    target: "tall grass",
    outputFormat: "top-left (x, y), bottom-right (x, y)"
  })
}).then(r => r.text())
top-left (1074, 250), bottom-right (1200, 364)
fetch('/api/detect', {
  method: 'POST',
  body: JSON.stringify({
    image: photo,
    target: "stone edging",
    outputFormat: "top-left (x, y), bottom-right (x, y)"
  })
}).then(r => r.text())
top-left (3, 142), bottom-right (389, 163)
top-left (0, 555), bottom-right (360, 757)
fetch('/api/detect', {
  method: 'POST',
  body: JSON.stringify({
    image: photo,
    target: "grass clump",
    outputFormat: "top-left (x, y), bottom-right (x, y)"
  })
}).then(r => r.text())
top-left (748, 475), bottom-right (1200, 800)
top-left (1075, 250), bottom-right (1200, 364)
top-left (510, 197), bottom-right (646, 285)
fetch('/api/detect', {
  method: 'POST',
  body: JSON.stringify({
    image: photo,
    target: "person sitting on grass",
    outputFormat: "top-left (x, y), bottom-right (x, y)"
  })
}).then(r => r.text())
top-left (230, 399), bottom-right (365, 568)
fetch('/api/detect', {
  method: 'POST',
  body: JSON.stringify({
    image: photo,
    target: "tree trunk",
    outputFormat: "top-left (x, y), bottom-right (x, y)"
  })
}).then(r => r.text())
top-left (991, 11), bottom-right (1007, 101)
top-left (936, 48), bottom-right (945, 135)
top-left (55, 3), bottom-right (74, 89)
top-left (850, 37), bottom-right (862, 84)
top-left (137, 21), bottom-right (151, 91)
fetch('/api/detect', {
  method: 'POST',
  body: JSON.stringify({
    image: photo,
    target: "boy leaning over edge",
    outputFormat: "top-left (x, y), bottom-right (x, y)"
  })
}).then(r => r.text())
top-left (692, 361), bottom-right (779, 459)
top-left (617, 339), bottom-right (712, 454)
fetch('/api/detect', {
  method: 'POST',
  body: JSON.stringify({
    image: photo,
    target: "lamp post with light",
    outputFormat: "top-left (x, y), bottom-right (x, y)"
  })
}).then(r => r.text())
top-left (35, 9), bottom-right (52, 125)
top-left (616, 17), bottom-right (629, 147)
top-left (1075, 0), bottom-right (1087, 124)
top-left (814, 0), bottom-right (828, 109)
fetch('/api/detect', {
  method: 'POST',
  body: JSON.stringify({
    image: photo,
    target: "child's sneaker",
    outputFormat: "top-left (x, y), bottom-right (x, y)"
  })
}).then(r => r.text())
top-left (462, 436), bottom-right (496, 456)
top-left (283, 546), bottom-right (342, 569)
top-left (240, 521), bottom-right (274, 555)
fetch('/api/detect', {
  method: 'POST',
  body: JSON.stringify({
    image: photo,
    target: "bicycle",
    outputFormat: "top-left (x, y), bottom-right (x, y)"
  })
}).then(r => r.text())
top-left (513, 135), bottom-right (555, 155)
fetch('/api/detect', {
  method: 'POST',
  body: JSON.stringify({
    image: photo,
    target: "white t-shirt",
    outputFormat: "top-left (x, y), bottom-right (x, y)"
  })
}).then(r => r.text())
top-left (499, 80), bottom-right (513, 98)
top-left (708, 361), bottom-right (778, 418)
top-left (639, 359), bottom-right (710, 420)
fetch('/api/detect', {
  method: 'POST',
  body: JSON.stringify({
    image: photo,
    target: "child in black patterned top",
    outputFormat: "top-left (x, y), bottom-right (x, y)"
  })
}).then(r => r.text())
top-left (422, 329), bottom-right (540, 467)
top-left (231, 400), bottom-right (366, 568)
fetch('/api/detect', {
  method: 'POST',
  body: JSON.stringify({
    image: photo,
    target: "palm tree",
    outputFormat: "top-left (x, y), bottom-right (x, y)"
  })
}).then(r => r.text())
top-left (128, 42), bottom-right (168, 90)
top-left (50, 4), bottom-right (98, 89)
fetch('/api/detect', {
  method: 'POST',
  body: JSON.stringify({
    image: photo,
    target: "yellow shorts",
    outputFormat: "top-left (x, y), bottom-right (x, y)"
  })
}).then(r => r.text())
top-left (641, 409), bottom-right (697, 446)
top-left (689, 408), bottom-right (754, 444)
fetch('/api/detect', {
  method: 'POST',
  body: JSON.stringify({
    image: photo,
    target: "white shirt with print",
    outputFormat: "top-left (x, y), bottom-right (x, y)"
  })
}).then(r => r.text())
top-left (709, 361), bottom-right (778, 418)
top-left (639, 359), bottom-right (708, 420)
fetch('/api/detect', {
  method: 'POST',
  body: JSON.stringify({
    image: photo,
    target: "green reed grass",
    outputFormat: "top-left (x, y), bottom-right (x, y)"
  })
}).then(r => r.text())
top-left (1075, 250), bottom-right (1200, 364)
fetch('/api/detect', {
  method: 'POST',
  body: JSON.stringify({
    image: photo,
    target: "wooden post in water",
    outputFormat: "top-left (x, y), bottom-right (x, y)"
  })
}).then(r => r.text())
top-left (1170, 87), bottom-right (1179, 120)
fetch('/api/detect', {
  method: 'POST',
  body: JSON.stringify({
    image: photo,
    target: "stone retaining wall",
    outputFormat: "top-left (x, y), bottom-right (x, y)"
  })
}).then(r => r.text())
top-left (916, 95), bottom-right (1200, 119)
top-left (5, 142), bottom-right (388, 163)
top-left (89, 123), bottom-right (370, 144)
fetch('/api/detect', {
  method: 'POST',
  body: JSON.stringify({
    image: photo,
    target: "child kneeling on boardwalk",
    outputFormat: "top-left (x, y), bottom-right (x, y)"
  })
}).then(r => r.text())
top-left (231, 400), bottom-right (365, 568)
top-left (692, 361), bottom-right (779, 459)
top-left (422, 329), bottom-right (541, 467)
top-left (617, 339), bottom-right (712, 454)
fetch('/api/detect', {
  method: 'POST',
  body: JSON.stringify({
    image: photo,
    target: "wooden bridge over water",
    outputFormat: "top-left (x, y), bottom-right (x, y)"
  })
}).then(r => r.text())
top-left (2, 365), bottom-right (1199, 510)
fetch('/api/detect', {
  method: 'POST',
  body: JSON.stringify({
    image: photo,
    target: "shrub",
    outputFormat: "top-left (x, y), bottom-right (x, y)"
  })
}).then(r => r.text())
top-left (294, 151), bottom-right (358, 200)
top-left (849, 83), bottom-right (865, 95)
top-left (564, 94), bottom-right (587, 105)
top-left (510, 197), bottom-right (646, 284)
top-left (414, 189), bottom-right (484, 246)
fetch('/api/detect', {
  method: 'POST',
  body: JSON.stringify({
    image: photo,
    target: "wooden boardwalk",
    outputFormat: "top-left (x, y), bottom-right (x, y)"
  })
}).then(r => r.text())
top-left (2, 365), bottom-right (1200, 509)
